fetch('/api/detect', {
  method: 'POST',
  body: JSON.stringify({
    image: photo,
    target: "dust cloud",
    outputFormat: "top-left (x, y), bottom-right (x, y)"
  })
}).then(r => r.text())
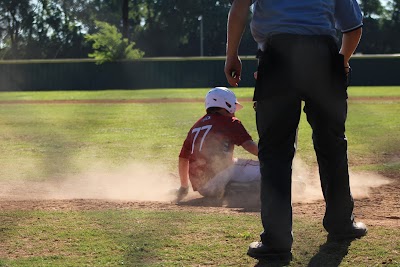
top-left (0, 158), bottom-right (392, 204)
top-left (291, 157), bottom-right (392, 203)
top-left (0, 162), bottom-right (178, 202)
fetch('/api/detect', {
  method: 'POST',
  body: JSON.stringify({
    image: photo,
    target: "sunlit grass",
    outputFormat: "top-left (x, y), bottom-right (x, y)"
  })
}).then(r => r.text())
top-left (1, 210), bottom-right (398, 267)
top-left (0, 86), bottom-right (399, 101)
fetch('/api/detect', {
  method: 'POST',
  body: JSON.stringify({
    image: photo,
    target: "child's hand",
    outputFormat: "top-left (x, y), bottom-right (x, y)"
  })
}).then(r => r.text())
top-left (175, 186), bottom-right (189, 202)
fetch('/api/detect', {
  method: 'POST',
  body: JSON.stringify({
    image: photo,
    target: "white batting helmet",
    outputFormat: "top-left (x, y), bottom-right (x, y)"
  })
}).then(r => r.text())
top-left (205, 87), bottom-right (243, 114)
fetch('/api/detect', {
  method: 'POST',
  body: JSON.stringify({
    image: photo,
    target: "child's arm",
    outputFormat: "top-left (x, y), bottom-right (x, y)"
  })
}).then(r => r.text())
top-left (241, 140), bottom-right (258, 156)
top-left (178, 157), bottom-right (190, 188)
top-left (175, 157), bottom-right (190, 202)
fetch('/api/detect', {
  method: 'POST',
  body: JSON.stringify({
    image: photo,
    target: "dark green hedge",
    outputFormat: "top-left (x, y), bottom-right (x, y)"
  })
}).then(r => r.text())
top-left (0, 56), bottom-right (398, 91)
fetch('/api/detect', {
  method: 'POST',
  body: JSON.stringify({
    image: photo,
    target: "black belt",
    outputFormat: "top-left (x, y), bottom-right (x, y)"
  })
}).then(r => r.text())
top-left (263, 33), bottom-right (336, 51)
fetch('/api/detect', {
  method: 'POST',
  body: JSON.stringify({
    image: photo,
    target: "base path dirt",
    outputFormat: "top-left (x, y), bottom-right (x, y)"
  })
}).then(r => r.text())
top-left (0, 176), bottom-right (398, 228)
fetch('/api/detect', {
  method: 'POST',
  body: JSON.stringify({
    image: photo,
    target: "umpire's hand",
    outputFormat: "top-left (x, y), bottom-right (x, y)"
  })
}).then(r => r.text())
top-left (225, 55), bottom-right (242, 87)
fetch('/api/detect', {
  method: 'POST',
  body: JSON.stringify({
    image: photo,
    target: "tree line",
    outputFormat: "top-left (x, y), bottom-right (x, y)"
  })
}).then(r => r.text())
top-left (0, 0), bottom-right (399, 60)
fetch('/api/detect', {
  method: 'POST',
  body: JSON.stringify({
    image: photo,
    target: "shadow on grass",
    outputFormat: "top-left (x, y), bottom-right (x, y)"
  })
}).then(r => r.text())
top-left (178, 192), bottom-right (261, 212)
top-left (307, 239), bottom-right (352, 267)
top-left (254, 259), bottom-right (291, 267)
top-left (251, 239), bottom-right (352, 267)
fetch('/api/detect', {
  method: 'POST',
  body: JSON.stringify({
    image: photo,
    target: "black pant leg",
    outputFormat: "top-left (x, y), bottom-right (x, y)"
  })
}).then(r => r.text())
top-left (304, 86), bottom-right (355, 233)
top-left (301, 40), bottom-right (355, 233)
top-left (256, 96), bottom-right (301, 250)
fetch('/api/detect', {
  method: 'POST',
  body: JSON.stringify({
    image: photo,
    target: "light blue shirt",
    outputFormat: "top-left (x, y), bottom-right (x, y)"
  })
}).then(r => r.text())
top-left (250, 0), bottom-right (363, 49)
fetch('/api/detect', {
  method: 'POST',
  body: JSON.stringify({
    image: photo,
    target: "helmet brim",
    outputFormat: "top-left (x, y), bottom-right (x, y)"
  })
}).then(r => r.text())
top-left (235, 101), bottom-right (243, 112)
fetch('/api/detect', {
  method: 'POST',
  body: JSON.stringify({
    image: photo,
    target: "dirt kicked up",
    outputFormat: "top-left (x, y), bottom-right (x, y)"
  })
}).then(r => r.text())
top-left (0, 158), bottom-right (398, 228)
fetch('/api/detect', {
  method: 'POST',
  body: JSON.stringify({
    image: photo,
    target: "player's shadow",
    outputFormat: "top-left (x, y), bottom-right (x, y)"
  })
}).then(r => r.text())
top-left (178, 181), bottom-right (262, 212)
top-left (307, 239), bottom-right (352, 267)
top-left (178, 192), bottom-right (261, 212)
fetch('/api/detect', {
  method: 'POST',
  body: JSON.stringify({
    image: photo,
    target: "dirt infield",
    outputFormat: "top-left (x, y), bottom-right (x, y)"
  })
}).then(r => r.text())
top-left (0, 175), bottom-right (398, 228)
top-left (1, 185), bottom-right (399, 229)
top-left (0, 96), bottom-right (399, 229)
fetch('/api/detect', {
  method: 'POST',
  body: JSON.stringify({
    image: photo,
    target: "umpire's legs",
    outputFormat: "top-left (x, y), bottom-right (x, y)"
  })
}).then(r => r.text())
top-left (256, 95), bottom-right (301, 250)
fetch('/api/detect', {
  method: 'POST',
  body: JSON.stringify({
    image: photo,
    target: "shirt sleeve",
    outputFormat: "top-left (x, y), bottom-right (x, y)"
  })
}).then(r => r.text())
top-left (230, 0), bottom-right (256, 5)
top-left (335, 0), bottom-right (363, 33)
top-left (179, 132), bottom-right (192, 159)
top-left (231, 119), bottom-right (253, 146)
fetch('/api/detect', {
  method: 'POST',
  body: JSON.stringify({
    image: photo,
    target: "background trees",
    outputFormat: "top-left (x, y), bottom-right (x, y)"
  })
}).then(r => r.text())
top-left (0, 0), bottom-right (398, 59)
top-left (85, 21), bottom-right (144, 64)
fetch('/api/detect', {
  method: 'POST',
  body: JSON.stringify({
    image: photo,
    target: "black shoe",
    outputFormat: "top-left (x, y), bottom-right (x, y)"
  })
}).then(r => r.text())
top-left (247, 242), bottom-right (292, 262)
top-left (327, 221), bottom-right (368, 242)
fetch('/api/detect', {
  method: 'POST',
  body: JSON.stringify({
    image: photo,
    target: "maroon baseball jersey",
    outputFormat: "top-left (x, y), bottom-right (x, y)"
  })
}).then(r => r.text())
top-left (179, 113), bottom-right (252, 191)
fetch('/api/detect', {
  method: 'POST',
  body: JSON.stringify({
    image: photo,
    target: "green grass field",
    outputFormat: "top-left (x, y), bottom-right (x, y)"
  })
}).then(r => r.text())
top-left (0, 86), bottom-right (399, 266)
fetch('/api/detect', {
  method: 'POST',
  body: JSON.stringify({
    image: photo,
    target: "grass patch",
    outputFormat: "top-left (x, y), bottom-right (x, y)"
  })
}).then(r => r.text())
top-left (0, 86), bottom-right (399, 101)
top-left (348, 86), bottom-right (400, 97)
top-left (1, 210), bottom-right (399, 267)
